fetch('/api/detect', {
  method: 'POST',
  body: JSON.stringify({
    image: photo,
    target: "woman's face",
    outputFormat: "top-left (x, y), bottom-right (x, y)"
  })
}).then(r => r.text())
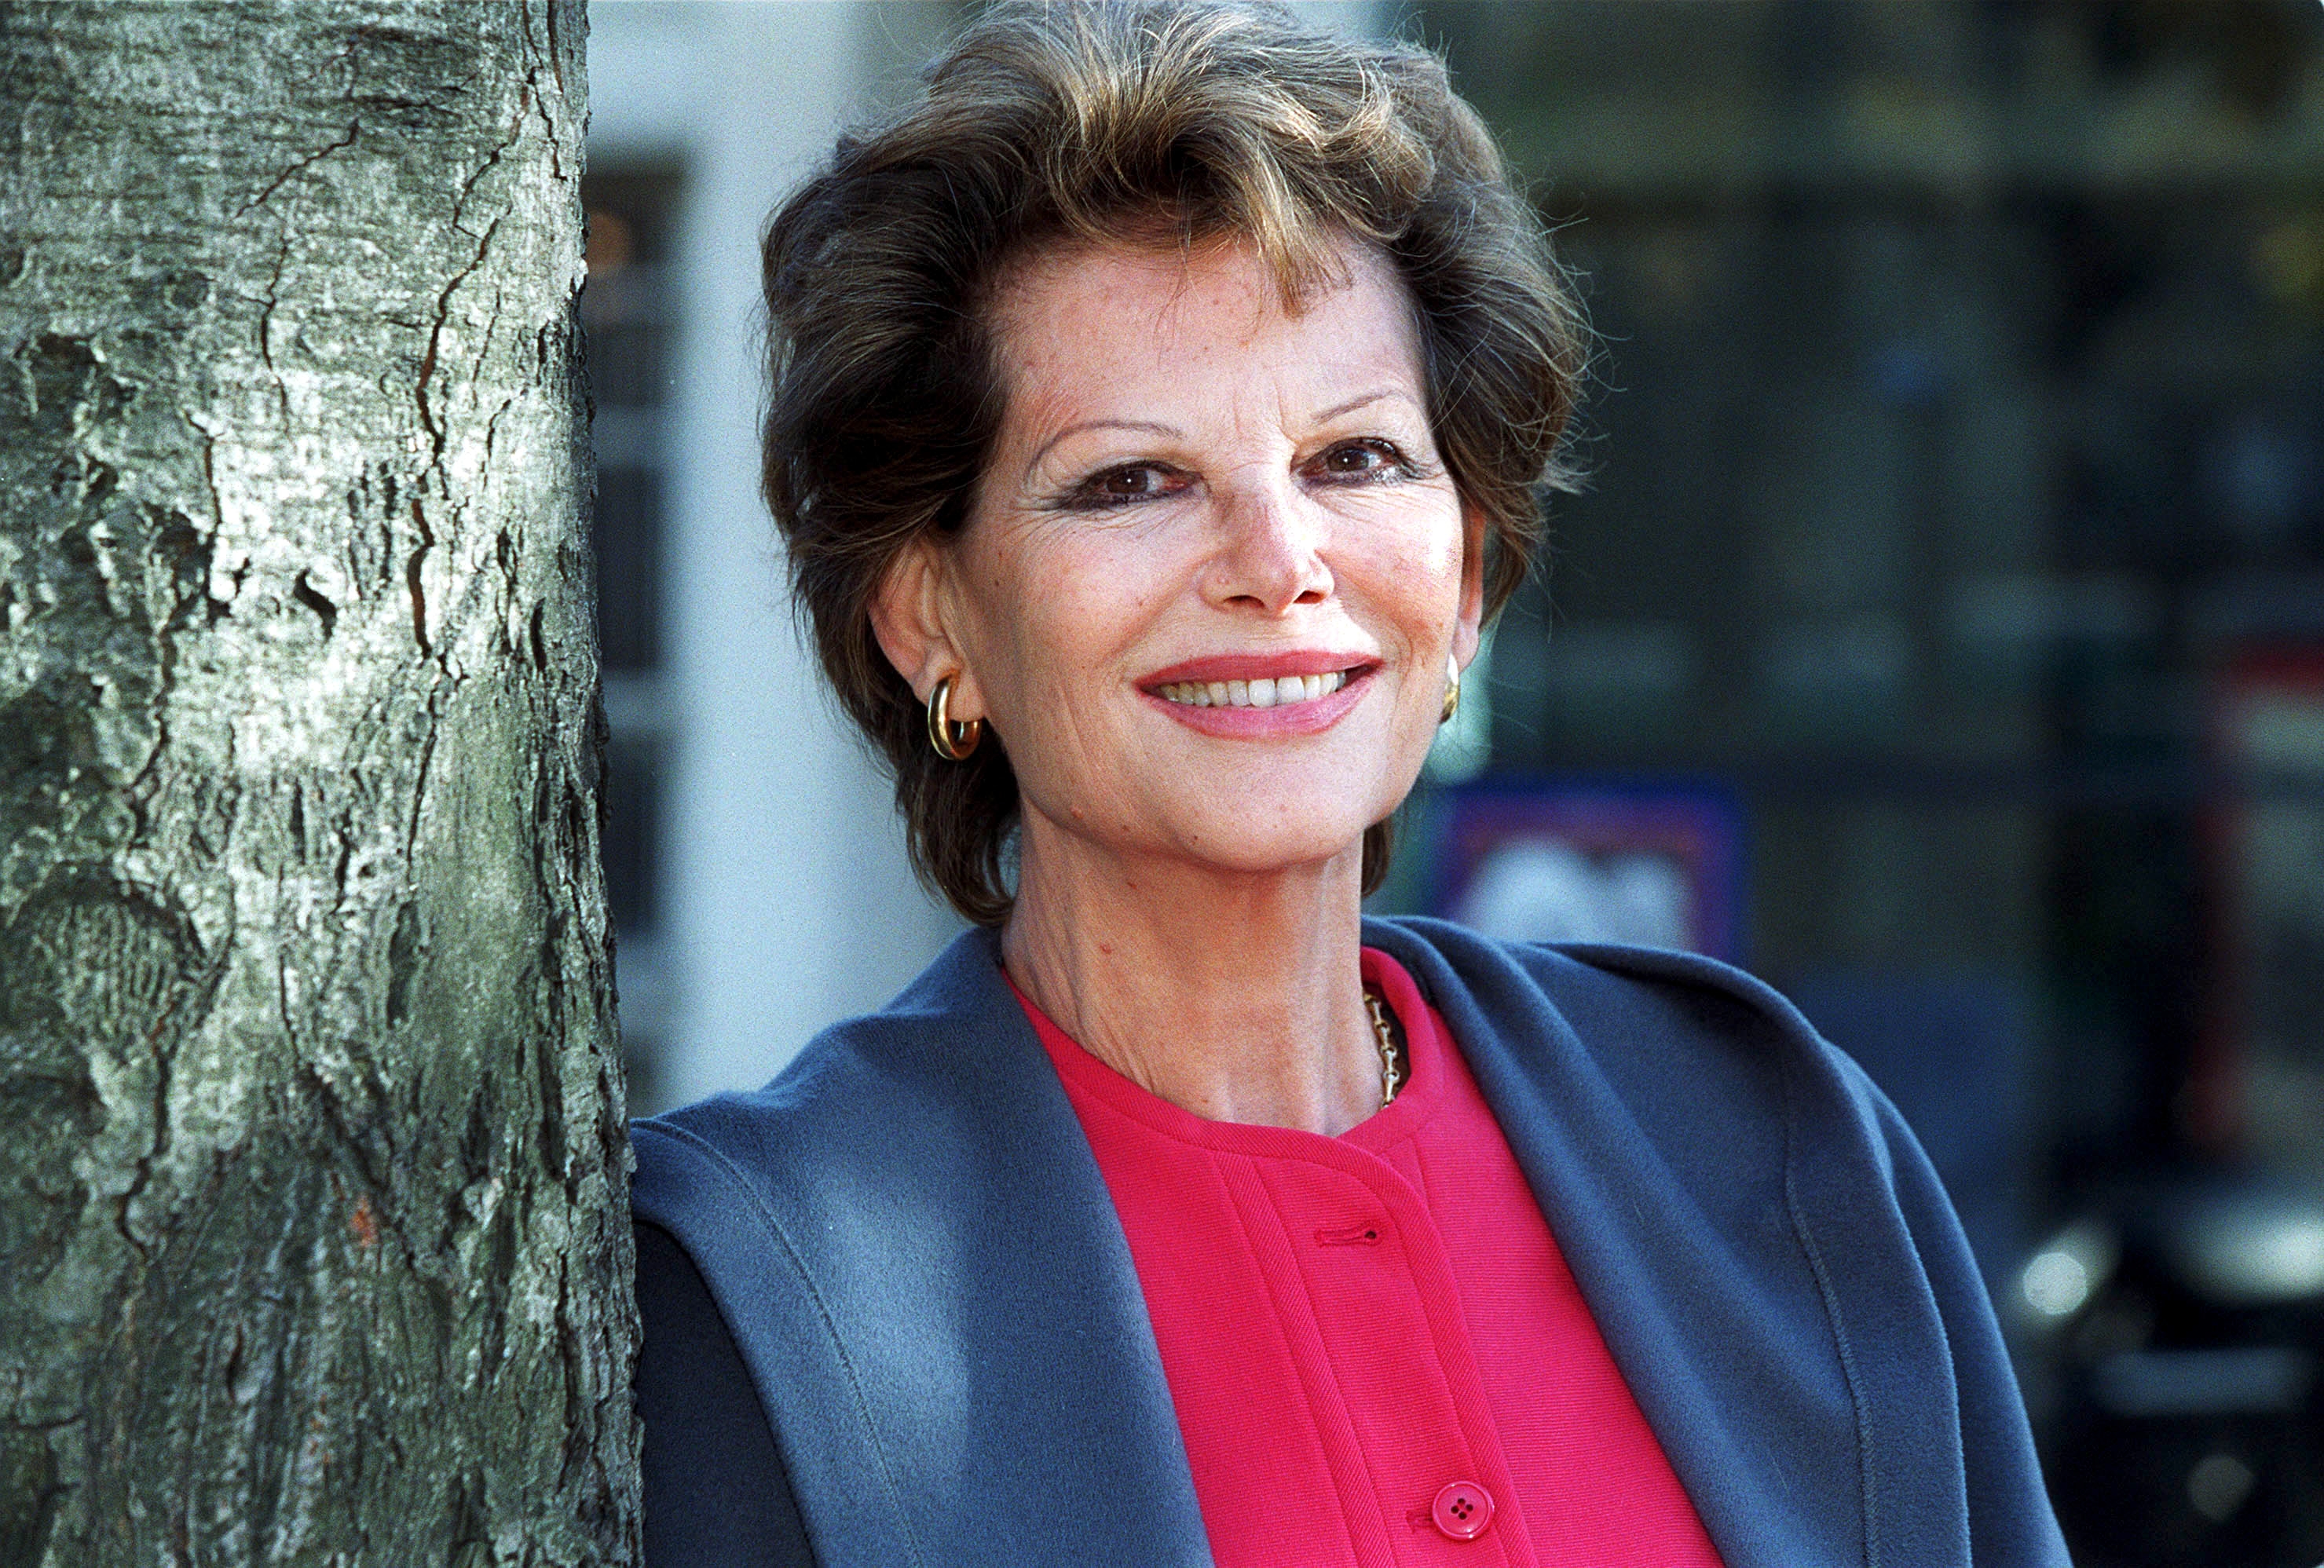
top-left (883, 235), bottom-right (1481, 885)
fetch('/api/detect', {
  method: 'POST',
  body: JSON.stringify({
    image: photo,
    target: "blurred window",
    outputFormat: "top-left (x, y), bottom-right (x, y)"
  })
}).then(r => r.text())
top-left (1415, 5), bottom-right (2324, 1554)
top-left (582, 165), bottom-right (683, 1114)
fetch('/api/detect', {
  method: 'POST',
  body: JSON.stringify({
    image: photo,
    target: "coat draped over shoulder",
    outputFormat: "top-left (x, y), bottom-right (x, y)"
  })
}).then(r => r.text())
top-left (630, 917), bottom-right (2070, 1568)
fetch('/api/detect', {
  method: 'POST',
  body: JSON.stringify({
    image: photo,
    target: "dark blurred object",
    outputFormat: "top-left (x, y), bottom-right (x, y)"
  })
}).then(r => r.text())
top-left (583, 170), bottom-right (677, 680)
top-left (603, 733), bottom-right (663, 936)
top-left (581, 169), bottom-right (679, 411)
top-left (594, 463), bottom-right (663, 673)
top-left (2016, 1172), bottom-right (2324, 1566)
top-left (2206, 656), bottom-right (2324, 1172)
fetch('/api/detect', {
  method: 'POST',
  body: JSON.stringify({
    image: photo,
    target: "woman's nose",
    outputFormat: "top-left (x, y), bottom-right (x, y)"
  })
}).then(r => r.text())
top-left (1202, 477), bottom-right (1333, 614)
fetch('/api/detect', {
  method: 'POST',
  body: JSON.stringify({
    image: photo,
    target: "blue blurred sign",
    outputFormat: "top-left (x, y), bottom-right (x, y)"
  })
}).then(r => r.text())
top-left (1430, 778), bottom-right (1747, 964)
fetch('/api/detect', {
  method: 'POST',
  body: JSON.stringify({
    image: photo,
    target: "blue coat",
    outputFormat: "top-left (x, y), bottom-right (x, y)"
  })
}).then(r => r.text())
top-left (631, 917), bottom-right (2070, 1567)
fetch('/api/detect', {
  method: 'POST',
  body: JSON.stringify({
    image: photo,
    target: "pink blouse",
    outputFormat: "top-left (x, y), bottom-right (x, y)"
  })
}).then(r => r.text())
top-left (1016, 948), bottom-right (1726, 1568)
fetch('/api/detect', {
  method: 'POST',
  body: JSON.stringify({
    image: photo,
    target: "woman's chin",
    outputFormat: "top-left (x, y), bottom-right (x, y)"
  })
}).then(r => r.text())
top-left (1027, 799), bottom-right (1370, 887)
top-left (1158, 815), bottom-right (1377, 884)
top-left (1119, 758), bottom-right (1418, 884)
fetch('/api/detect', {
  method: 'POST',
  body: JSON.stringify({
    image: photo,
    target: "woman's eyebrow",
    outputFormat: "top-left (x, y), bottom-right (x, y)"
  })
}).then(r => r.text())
top-left (1024, 419), bottom-right (1185, 483)
top-left (1020, 392), bottom-right (1415, 485)
top-left (1309, 388), bottom-right (1415, 424)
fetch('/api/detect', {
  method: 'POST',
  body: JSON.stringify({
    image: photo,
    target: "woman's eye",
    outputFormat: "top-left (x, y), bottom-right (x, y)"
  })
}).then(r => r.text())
top-left (1308, 440), bottom-right (1408, 481)
top-left (1077, 464), bottom-right (1188, 505)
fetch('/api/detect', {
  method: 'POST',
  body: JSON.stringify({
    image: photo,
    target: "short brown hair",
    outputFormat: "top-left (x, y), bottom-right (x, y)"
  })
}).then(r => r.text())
top-left (761, 0), bottom-right (1584, 926)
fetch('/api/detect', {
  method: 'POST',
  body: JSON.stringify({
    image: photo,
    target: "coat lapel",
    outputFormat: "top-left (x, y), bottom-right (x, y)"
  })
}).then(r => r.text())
top-left (635, 927), bottom-right (1213, 1568)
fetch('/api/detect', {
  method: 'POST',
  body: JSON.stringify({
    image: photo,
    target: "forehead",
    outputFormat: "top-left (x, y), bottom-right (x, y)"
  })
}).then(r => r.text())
top-left (983, 235), bottom-right (1425, 415)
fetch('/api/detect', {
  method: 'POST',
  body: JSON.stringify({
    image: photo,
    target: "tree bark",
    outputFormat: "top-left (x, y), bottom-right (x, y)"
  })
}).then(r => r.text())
top-left (0, 3), bottom-right (639, 1563)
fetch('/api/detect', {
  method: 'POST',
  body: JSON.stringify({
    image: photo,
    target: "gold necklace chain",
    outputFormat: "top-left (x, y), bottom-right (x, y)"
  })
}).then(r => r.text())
top-left (1363, 989), bottom-right (1402, 1108)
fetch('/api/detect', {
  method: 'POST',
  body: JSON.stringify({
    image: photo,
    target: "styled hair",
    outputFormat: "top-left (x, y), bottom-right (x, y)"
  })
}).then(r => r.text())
top-left (761, 0), bottom-right (1585, 926)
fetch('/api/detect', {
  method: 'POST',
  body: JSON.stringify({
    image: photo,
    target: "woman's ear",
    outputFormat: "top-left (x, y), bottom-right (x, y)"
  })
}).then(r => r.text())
top-left (869, 537), bottom-right (985, 720)
top-left (1451, 503), bottom-right (1488, 667)
top-left (869, 537), bottom-right (950, 700)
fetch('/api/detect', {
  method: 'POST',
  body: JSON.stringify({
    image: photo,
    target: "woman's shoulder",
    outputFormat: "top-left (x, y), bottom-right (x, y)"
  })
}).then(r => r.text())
top-left (626, 927), bottom-right (1212, 1568)
top-left (630, 927), bottom-right (1029, 1235)
top-left (1365, 913), bottom-right (1835, 1044)
top-left (1360, 914), bottom-right (1898, 1154)
top-left (1367, 912), bottom-right (1815, 1027)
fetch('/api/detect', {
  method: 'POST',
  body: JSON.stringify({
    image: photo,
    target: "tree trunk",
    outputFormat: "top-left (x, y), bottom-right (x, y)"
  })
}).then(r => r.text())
top-left (0, 3), bottom-right (639, 1563)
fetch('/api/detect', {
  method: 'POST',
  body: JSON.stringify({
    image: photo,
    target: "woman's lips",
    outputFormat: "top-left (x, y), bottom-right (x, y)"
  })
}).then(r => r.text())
top-left (1138, 662), bottom-right (1374, 736)
top-left (1155, 669), bottom-right (1349, 710)
top-left (1140, 649), bottom-right (1367, 685)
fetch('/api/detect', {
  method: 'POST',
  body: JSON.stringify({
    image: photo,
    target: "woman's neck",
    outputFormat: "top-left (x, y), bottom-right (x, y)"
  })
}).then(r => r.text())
top-left (1000, 825), bottom-right (1383, 1136)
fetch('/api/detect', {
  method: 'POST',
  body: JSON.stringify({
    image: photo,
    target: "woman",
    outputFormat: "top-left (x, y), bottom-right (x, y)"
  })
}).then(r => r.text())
top-left (631, 4), bottom-right (2070, 1565)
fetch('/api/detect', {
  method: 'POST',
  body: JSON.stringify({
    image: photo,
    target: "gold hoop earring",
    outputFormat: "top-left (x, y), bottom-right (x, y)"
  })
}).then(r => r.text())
top-left (1440, 655), bottom-right (1462, 725)
top-left (927, 675), bottom-right (983, 762)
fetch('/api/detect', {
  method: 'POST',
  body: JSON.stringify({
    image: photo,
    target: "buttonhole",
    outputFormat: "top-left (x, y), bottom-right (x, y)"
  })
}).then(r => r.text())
top-left (1315, 1224), bottom-right (1382, 1246)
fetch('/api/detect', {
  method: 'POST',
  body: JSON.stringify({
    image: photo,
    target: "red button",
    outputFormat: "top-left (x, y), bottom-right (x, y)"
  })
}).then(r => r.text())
top-left (1431, 1481), bottom-right (1494, 1541)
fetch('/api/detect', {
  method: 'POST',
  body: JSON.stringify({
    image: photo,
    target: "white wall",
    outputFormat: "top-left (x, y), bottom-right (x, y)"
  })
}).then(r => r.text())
top-left (590, 2), bottom-right (962, 1109)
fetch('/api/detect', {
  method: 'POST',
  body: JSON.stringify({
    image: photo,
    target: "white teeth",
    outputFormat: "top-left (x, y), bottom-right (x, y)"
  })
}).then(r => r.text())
top-left (1158, 670), bottom-right (1355, 709)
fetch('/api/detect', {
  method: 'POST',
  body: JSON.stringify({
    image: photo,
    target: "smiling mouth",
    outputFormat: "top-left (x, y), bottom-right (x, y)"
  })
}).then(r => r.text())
top-left (1154, 669), bottom-right (1356, 710)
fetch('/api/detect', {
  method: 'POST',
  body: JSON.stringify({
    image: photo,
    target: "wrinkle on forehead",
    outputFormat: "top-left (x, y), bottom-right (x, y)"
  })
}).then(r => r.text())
top-left (991, 218), bottom-right (1360, 320)
top-left (986, 231), bottom-right (1409, 378)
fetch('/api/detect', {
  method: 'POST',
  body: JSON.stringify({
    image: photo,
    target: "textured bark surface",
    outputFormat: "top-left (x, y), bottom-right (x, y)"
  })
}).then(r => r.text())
top-left (0, 4), bottom-right (639, 1563)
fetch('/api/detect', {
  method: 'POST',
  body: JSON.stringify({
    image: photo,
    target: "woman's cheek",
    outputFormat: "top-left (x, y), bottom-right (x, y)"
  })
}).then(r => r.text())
top-left (1363, 539), bottom-right (1465, 623)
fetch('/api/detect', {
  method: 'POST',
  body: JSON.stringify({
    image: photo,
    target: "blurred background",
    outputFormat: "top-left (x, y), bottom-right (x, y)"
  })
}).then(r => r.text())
top-left (582, 3), bottom-right (2324, 1562)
